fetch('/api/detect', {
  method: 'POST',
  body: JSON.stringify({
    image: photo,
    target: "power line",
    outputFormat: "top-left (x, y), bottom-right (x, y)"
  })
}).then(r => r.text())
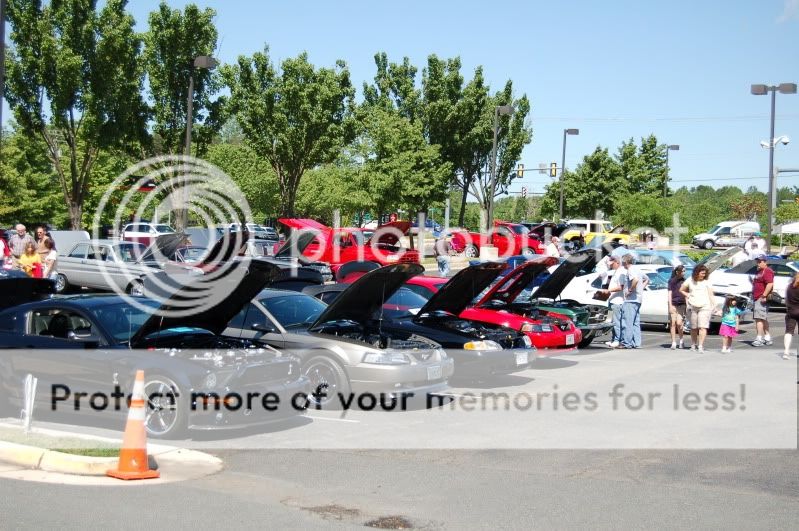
top-left (532, 114), bottom-right (799, 123)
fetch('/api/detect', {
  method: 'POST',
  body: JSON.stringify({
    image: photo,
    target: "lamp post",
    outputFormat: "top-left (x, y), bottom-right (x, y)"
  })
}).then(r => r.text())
top-left (179, 55), bottom-right (218, 229)
top-left (663, 144), bottom-right (679, 197)
top-left (487, 104), bottom-right (514, 231)
top-left (559, 128), bottom-right (579, 220)
top-left (751, 82), bottom-right (797, 252)
top-left (0, 0), bottom-right (6, 143)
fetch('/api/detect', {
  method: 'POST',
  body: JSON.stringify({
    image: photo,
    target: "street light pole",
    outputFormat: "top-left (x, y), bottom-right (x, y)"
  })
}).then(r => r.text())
top-left (0, 0), bottom-right (6, 144)
top-left (559, 128), bottom-right (579, 221)
top-left (487, 104), bottom-right (514, 231)
top-left (663, 144), bottom-right (679, 197)
top-left (179, 55), bottom-right (218, 229)
top-left (751, 82), bottom-right (797, 252)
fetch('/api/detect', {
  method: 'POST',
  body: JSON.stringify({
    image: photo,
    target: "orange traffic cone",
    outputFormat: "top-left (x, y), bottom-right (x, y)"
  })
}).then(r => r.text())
top-left (107, 370), bottom-right (160, 480)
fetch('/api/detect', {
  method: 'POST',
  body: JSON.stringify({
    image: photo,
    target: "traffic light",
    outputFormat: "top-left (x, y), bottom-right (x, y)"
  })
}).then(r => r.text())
top-left (550, 162), bottom-right (558, 177)
top-left (521, 187), bottom-right (527, 198)
top-left (516, 164), bottom-right (524, 178)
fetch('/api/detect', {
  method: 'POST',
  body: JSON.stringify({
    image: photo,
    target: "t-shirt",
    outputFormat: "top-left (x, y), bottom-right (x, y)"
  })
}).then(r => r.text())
top-left (721, 306), bottom-right (743, 326)
top-left (668, 276), bottom-right (685, 305)
top-left (683, 278), bottom-right (713, 309)
top-left (752, 266), bottom-right (775, 300)
top-left (43, 249), bottom-right (58, 277)
top-left (622, 265), bottom-right (644, 303)
top-left (545, 242), bottom-right (560, 257)
top-left (786, 283), bottom-right (799, 317)
top-left (607, 267), bottom-right (625, 306)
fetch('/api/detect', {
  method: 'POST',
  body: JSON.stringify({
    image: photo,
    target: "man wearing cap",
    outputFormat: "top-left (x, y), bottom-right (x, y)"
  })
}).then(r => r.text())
top-left (745, 232), bottom-right (766, 260)
top-left (599, 255), bottom-right (624, 348)
top-left (751, 255), bottom-right (774, 347)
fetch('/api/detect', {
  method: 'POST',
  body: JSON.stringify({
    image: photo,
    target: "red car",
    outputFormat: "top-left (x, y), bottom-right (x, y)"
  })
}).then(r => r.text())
top-left (277, 218), bottom-right (420, 273)
top-left (403, 258), bottom-right (581, 353)
top-left (451, 220), bottom-right (543, 259)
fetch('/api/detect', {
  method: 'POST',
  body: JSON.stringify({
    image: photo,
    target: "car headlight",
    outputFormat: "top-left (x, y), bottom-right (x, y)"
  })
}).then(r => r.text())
top-left (521, 323), bottom-right (553, 333)
top-left (436, 348), bottom-right (447, 359)
top-left (362, 351), bottom-right (411, 365)
top-left (463, 340), bottom-right (502, 351)
top-left (522, 335), bottom-right (532, 347)
top-left (386, 254), bottom-right (400, 261)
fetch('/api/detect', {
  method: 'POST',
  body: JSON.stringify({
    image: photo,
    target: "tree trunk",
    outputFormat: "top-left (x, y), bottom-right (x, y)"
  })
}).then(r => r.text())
top-left (69, 202), bottom-right (82, 230)
top-left (457, 179), bottom-right (470, 227)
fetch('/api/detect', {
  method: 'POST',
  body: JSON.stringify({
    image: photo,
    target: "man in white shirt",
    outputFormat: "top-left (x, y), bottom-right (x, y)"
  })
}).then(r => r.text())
top-left (545, 236), bottom-right (561, 258)
top-left (599, 255), bottom-right (625, 348)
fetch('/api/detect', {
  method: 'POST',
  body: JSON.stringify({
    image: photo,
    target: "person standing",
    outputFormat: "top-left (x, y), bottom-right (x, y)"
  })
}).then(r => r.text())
top-left (41, 238), bottom-right (58, 279)
top-left (782, 272), bottom-right (799, 360)
top-left (599, 255), bottom-right (625, 348)
top-left (668, 265), bottom-right (687, 349)
top-left (35, 225), bottom-right (54, 262)
top-left (719, 295), bottom-right (743, 353)
top-left (433, 236), bottom-right (452, 278)
top-left (18, 242), bottom-right (42, 277)
top-left (751, 255), bottom-right (774, 347)
top-left (679, 265), bottom-right (718, 352)
top-left (8, 224), bottom-right (34, 262)
top-left (545, 236), bottom-right (561, 258)
top-left (620, 254), bottom-right (644, 349)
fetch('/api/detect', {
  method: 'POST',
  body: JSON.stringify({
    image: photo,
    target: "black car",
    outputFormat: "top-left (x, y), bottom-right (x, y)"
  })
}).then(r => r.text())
top-left (0, 269), bottom-right (56, 310)
top-left (0, 260), bottom-right (310, 438)
top-left (307, 263), bottom-right (536, 381)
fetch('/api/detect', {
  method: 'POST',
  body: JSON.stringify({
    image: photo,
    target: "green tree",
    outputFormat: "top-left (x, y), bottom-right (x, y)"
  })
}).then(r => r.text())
top-left (205, 143), bottom-right (279, 222)
top-left (143, 2), bottom-right (222, 157)
top-left (222, 48), bottom-right (356, 218)
top-left (4, 0), bottom-right (148, 229)
top-left (613, 193), bottom-right (671, 232)
top-left (541, 147), bottom-right (622, 218)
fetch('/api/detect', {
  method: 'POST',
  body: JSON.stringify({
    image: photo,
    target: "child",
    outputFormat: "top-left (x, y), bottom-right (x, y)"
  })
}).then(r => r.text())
top-left (719, 295), bottom-right (743, 353)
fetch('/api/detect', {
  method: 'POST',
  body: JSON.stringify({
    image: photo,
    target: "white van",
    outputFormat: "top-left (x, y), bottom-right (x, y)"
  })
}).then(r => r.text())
top-left (691, 221), bottom-right (760, 250)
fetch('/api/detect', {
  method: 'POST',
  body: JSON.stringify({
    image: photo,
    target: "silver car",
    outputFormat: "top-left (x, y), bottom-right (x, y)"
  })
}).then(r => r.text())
top-left (223, 289), bottom-right (454, 408)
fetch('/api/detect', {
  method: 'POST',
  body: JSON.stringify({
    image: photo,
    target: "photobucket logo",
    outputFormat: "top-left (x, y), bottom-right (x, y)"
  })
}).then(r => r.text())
top-left (92, 155), bottom-right (253, 318)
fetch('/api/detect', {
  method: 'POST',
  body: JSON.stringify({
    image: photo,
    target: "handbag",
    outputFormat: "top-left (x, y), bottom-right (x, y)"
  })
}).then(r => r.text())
top-left (593, 290), bottom-right (610, 301)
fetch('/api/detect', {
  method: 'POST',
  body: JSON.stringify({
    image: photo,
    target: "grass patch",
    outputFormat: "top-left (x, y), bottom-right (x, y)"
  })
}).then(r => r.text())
top-left (0, 426), bottom-right (119, 457)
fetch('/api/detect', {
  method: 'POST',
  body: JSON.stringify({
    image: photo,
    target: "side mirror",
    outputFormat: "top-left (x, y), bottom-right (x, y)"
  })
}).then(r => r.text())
top-left (252, 322), bottom-right (277, 333)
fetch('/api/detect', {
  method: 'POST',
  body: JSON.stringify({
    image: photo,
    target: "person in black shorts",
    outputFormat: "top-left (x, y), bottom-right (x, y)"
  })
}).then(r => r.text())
top-left (668, 265), bottom-right (687, 349)
top-left (783, 272), bottom-right (799, 360)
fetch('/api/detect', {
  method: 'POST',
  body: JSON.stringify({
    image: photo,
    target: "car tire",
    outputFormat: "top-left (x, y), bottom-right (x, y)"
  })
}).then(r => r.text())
top-left (703, 240), bottom-right (714, 250)
top-left (55, 273), bottom-right (70, 294)
top-left (464, 244), bottom-right (479, 259)
top-left (302, 356), bottom-right (351, 409)
top-left (127, 279), bottom-right (144, 297)
top-left (143, 374), bottom-right (187, 439)
top-left (577, 336), bottom-right (594, 348)
top-left (521, 247), bottom-right (536, 257)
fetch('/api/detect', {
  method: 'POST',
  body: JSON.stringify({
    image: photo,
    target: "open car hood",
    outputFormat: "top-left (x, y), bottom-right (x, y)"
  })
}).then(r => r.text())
top-left (532, 253), bottom-right (595, 299)
top-left (196, 231), bottom-right (251, 267)
top-left (138, 232), bottom-right (190, 263)
top-left (419, 262), bottom-right (507, 316)
top-left (369, 221), bottom-right (411, 246)
top-left (0, 271), bottom-right (56, 309)
top-left (696, 246), bottom-right (742, 274)
top-left (475, 257), bottom-right (559, 307)
top-left (130, 259), bottom-right (283, 347)
top-left (274, 231), bottom-right (316, 264)
top-left (310, 263), bottom-right (424, 328)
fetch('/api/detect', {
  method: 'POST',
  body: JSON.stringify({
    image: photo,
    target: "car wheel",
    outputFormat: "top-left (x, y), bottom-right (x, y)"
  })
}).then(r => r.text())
top-left (143, 375), bottom-right (186, 439)
top-left (302, 356), bottom-right (350, 409)
top-left (521, 247), bottom-right (536, 257)
top-left (703, 240), bottom-right (714, 250)
top-left (55, 273), bottom-right (70, 294)
top-left (127, 280), bottom-right (144, 296)
top-left (464, 244), bottom-right (479, 259)
top-left (577, 336), bottom-right (594, 348)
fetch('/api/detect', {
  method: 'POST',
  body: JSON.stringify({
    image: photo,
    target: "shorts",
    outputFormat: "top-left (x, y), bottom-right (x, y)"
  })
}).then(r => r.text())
top-left (670, 303), bottom-right (686, 320)
top-left (719, 324), bottom-right (738, 337)
top-left (688, 306), bottom-right (712, 329)
top-left (785, 314), bottom-right (799, 334)
top-left (753, 299), bottom-right (769, 320)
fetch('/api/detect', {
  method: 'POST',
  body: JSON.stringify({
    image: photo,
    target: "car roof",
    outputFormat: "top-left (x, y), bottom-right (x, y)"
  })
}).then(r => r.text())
top-left (257, 288), bottom-right (313, 300)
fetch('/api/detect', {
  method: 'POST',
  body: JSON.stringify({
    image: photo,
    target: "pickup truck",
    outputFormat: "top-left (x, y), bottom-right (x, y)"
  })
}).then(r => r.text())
top-left (451, 220), bottom-right (543, 259)
top-left (559, 219), bottom-right (631, 247)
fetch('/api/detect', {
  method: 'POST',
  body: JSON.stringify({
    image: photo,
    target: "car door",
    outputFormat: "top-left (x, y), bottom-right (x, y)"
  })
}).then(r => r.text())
top-left (62, 243), bottom-right (90, 286)
top-left (492, 226), bottom-right (512, 255)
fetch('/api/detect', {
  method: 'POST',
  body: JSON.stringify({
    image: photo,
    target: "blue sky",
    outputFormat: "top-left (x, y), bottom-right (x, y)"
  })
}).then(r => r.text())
top-left (3, 0), bottom-right (799, 195)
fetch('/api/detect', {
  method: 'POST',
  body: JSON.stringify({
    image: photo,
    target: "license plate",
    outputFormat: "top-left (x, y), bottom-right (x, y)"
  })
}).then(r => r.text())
top-left (566, 334), bottom-right (575, 345)
top-left (427, 365), bottom-right (443, 380)
top-left (515, 352), bottom-right (528, 366)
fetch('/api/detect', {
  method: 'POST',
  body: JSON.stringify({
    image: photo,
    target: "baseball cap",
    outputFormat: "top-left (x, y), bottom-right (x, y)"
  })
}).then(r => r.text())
top-left (754, 254), bottom-right (767, 262)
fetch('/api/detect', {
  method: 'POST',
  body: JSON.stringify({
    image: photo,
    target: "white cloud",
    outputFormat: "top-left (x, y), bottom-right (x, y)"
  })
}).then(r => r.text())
top-left (778, 0), bottom-right (799, 22)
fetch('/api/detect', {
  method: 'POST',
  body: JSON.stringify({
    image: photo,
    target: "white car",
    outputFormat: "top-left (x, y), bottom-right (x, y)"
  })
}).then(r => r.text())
top-left (709, 258), bottom-right (798, 306)
top-left (121, 222), bottom-right (175, 247)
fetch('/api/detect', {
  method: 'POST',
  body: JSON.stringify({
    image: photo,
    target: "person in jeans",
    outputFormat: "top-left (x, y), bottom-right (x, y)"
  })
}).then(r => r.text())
top-left (433, 236), bottom-right (452, 278)
top-left (751, 255), bottom-right (774, 347)
top-left (668, 265), bottom-right (687, 349)
top-left (620, 254), bottom-right (645, 349)
top-left (782, 272), bottom-right (799, 360)
top-left (679, 264), bottom-right (718, 352)
top-left (599, 255), bottom-right (624, 348)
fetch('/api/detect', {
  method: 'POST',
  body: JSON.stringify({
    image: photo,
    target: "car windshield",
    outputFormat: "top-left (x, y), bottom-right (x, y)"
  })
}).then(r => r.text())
top-left (179, 247), bottom-right (206, 263)
top-left (88, 300), bottom-right (160, 344)
top-left (708, 225), bottom-right (721, 234)
top-left (154, 224), bottom-right (174, 233)
top-left (510, 224), bottom-right (529, 235)
top-left (260, 294), bottom-right (327, 330)
top-left (646, 272), bottom-right (668, 290)
top-left (114, 243), bottom-right (146, 262)
top-left (375, 288), bottom-right (429, 319)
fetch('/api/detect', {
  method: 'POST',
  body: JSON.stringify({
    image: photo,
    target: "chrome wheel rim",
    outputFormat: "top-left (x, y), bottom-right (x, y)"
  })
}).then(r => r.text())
top-left (129, 281), bottom-right (144, 296)
top-left (304, 361), bottom-right (339, 406)
top-left (55, 274), bottom-right (66, 292)
top-left (144, 379), bottom-right (179, 436)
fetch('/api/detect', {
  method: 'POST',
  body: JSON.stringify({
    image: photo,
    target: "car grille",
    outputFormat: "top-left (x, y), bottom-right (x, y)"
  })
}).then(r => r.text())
top-left (585, 304), bottom-right (609, 324)
top-left (482, 328), bottom-right (526, 349)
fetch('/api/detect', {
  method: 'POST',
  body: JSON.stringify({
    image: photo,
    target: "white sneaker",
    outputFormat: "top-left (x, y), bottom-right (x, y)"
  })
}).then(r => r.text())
top-left (783, 353), bottom-right (791, 360)
top-left (698, 346), bottom-right (705, 353)
top-left (678, 339), bottom-right (684, 349)
top-left (670, 342), bottom-right (677, 350)
top-left (605, 341), bottom-right (619, 348)
top-left (689, 345), bottom-right (697, 352)
top-left (764, 338), bottom-right (773, 346)
top-left (721, 348), bottom-right (728, 353)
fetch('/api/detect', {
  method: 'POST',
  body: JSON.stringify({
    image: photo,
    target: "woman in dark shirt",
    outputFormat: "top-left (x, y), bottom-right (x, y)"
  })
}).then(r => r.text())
top-left (783, 272), bottom-right (799, 360)
top-left (668, 265), bottom-right (687, 349)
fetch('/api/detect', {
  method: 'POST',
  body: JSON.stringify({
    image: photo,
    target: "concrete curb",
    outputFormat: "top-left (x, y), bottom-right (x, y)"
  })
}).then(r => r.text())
top-left (0, 440), bottom-right (121, 476)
